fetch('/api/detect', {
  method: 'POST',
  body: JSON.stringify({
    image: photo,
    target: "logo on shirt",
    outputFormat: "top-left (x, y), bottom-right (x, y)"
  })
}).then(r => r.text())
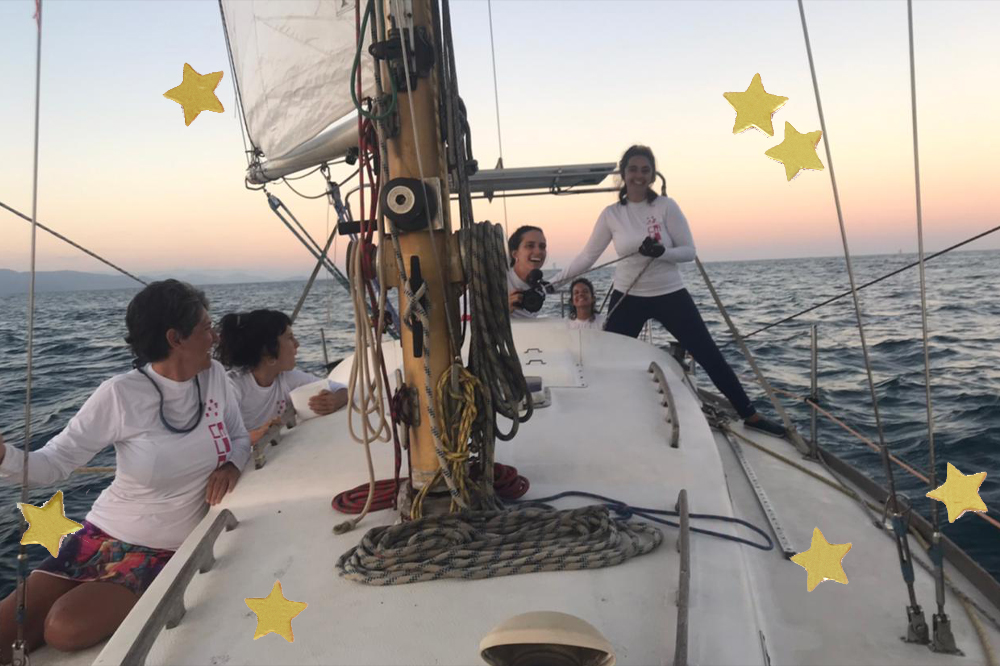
top-left (646, 216), bottom-right (662, 242)
top-left (276, 398), bottom-right (287, 417)
top-left (208, 422), bottom-right (232, 466)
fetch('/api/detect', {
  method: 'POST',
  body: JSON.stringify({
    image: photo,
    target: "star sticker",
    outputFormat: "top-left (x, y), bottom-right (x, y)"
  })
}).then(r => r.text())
top-left (18, 490), bottom-right (82, 557)
top-left (790, 527), bottom-right (852, 592)
top-left (245, 580), bottom-right (308, 642)
top-left (723, 73), bottom-right (789, 136)
top-left (163, 63), bottom-right (224, 126)
top-left (764, 122), bottom-right (825, 181)
top-left (926, 463), bottom-right (987, 523)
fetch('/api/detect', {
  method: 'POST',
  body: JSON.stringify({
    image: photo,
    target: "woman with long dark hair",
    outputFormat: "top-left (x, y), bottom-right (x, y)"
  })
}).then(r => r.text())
top-left (558, 145), bottom-right (785, 436)
top-left (0, 279), bottom-right (250, 658)
top-left (507, 225), bottom-right (549, 318)
top-left (215, 309), bottom-right (347, 443)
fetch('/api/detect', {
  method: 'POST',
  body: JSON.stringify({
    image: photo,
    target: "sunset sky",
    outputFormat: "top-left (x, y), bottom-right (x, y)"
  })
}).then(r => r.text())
top-left (1, 0), bottom-right (998, 279)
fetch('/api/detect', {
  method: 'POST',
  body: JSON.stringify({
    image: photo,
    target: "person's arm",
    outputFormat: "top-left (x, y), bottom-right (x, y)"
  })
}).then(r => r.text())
top-left (0, 382), bottom-right (121, 487)
top-left (205, 375), bottom-right (252, 505)
top-left (308, 387), bottom-right (348, 415)
top-left (222, 377), bottom-right (251, 472)
top-left (553, 212), bottom-right (613, 284)
top-left (661, 199), bottom-right (696, 263)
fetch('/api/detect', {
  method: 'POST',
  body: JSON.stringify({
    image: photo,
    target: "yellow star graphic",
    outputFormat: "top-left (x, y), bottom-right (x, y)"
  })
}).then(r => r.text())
top-left (18, 490), bottom-right (82, 557)
top-left (790, 527), bottom-right (852, 592)
top-left (245, 580), bottom-right (307, 642)
top-left (926, 463), bottom-right (988, 523)
top-left (163, 63), bottom-right (225, 126)
top-left (723, 73), bottom-right (789, 136)
top-left (764, 122), bottom-right (825, 181)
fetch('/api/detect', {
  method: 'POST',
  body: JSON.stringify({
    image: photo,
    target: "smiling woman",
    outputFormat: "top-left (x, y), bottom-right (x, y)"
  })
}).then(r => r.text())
top-left (507, 225), bottom-right (548, 318)
top-left (0, 279), bottom-right (250, 659)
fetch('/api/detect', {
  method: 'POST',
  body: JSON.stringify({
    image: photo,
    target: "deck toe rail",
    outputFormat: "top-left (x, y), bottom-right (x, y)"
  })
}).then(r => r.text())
top-left (674, 489), bottom-right (690, 666)
top-left (95, 509), bottom-right (239, 666)
top-left (648, 362), bottom-right (680, 448)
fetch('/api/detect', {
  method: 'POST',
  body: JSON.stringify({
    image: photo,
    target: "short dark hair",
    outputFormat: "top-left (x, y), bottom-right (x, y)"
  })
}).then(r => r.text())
top-left (125, 279), bottom-right (209, 364)
top-left (508, 225), bottom-right (544, 268)
top-left (568, 277), bottom-right (596, 320)
top-left (617, 144), bottom-right (658, 205)
top-left (214, 309), bottom-right (292, 372)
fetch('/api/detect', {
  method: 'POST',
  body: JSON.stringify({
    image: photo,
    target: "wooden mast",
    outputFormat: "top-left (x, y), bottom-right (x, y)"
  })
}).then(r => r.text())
top-left (380, 0), bottom-right (459, 491)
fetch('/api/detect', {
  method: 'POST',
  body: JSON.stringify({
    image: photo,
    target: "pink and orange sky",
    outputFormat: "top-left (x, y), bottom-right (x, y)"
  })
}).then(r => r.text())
top-left (1, 0), bottom-right (998, 279)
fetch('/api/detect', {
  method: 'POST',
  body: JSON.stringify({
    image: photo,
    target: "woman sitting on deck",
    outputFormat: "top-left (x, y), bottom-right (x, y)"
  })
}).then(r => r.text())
top-left (566, 277), bottom-right (606, 330)
top-left (557, 145), bottom-right (786, 437)
top-left (0, 279), bottom-right (250, 658)
top-left (508, 225), bottom-right (552, 318)
top-left (216, 309), bottom-right (347, 443)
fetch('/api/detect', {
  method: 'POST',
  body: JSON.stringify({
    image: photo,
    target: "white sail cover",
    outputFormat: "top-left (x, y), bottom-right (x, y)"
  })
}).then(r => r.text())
top-left (221, 0), bottom-right (373, 166)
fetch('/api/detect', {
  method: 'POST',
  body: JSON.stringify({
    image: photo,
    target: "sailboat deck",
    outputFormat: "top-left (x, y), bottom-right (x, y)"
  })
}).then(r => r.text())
top-left (37, 321), bottom-right (999, 665)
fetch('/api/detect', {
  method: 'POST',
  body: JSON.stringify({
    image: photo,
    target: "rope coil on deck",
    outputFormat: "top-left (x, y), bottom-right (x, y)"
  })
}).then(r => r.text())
top-left (336, 505), bottom-right (663, 585)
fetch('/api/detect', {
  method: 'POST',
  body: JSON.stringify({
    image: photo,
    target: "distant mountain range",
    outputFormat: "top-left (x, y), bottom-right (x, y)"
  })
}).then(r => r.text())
top-left (0, 269), bottom-right (305, 295)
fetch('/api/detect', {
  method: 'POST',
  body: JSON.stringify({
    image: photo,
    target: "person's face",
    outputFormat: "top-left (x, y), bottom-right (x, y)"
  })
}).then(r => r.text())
top-left (274, 325), bottom-right (299, 372)
top-left (624, 155), bottom-right (654, 193)
top-left (572, 283), bottom-right (594, 312)
top-left (512, 230), bottom-right (547, 273)
top-left (172, 308), bottom-right (216, 372)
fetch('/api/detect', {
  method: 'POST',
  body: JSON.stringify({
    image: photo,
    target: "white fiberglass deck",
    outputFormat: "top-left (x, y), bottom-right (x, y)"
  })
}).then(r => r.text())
top-left (38, 320), bottom-right (1000, 665)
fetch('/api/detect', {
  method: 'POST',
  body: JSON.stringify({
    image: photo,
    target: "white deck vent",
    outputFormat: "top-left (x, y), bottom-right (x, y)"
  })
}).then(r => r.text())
top-left (480, 611), bottom-right (616, 666)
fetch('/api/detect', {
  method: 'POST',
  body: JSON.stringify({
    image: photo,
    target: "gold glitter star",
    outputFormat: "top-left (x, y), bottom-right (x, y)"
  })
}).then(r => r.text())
top-left (764, 122), bottom-right (825, 181)
top-left (790, 527), bottom-right (852, 592)
top-left (926, 463), bottom-right (987, 523)
top-left (163, 63), bottom-right (224, 126)
top-left (723, 73), bottom-right (789, 136)
top-left (245, 580), bottom-right (308, 642)
top-left (18, 490), bottom-right (82, 557)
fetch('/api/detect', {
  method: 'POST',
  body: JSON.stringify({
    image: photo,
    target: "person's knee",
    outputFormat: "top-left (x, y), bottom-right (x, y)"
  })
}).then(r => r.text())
top-left (43, 602), bottom-right (98, 652)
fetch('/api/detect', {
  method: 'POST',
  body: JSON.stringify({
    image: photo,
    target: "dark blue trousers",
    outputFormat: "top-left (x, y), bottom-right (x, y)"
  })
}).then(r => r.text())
top-left (606, 288), bottom-right (756, 418)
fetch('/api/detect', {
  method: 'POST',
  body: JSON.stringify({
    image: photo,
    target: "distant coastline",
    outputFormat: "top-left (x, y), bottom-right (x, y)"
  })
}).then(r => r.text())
top-left (0, 269), bottom-right (304, 295)
top-left (1, 248), bottom-right (995, 295)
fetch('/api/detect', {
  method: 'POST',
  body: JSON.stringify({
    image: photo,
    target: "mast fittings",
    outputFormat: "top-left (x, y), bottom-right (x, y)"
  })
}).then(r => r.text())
top-left (383, 178), bottom-right (439, 233)
top-left (368, 26), bottom-right (434, 93)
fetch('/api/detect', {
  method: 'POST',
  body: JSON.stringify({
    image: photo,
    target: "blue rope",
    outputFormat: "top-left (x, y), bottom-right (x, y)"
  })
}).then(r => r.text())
top-left (515, 490), bottom-right (774, 552)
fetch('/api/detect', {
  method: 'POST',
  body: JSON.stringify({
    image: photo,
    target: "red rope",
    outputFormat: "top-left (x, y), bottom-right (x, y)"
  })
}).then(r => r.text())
top-left (332, 479), bottom-right (399, 514)
top-left (332, 463), bottom-right (529, 514)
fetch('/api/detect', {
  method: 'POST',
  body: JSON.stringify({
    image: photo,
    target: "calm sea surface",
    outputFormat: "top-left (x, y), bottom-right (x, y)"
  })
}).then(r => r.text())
top-left (0, 251), bottom-right (997, 596)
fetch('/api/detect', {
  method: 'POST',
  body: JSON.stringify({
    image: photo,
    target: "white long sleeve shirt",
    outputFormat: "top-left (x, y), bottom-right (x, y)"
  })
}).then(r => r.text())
top-left (0, 360), bottom-right (250, 550)
top-left (227, 368), bottom-right (346, 431)
top-left (557, 196), bottom-right (696, 297)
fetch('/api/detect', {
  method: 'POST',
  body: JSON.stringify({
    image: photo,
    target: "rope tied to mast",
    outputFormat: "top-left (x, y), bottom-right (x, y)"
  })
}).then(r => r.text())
top-left (460, 222), bottom-right (532, 441)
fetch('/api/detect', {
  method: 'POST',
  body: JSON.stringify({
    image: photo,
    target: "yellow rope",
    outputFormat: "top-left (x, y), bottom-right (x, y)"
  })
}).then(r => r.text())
top-left (411, 363), bottom-right (482, 519)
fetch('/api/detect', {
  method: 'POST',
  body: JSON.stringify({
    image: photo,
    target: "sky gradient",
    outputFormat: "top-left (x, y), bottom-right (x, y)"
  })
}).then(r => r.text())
top-left (1, 0), bottom-right (998, 278)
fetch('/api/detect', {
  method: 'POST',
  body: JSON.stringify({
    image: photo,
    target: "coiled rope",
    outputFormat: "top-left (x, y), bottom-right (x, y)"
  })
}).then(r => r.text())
top-left (410, 364), bottom-right (485, 518)
top-left (336, 505), bottom-right (663, 586)
top-left (459, 222), bottom-right (532, 441)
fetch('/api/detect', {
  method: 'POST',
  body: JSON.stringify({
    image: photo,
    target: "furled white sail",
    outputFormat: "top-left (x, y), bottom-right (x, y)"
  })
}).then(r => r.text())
top-left (220, 0), bottom-right (372, 182)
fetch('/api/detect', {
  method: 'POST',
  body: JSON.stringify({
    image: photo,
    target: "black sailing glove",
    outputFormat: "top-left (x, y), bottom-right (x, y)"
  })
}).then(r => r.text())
top-left (639, 237), bottom-right (666, 258)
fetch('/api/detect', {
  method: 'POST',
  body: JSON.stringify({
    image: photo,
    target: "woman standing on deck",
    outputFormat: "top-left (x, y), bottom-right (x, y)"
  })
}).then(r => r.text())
top-left (558, 145), bottom-right (785, 436)
top-left (215, 309), bottom-right (348, 443)
top-left (0, 279), bottom-right (250, 659)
